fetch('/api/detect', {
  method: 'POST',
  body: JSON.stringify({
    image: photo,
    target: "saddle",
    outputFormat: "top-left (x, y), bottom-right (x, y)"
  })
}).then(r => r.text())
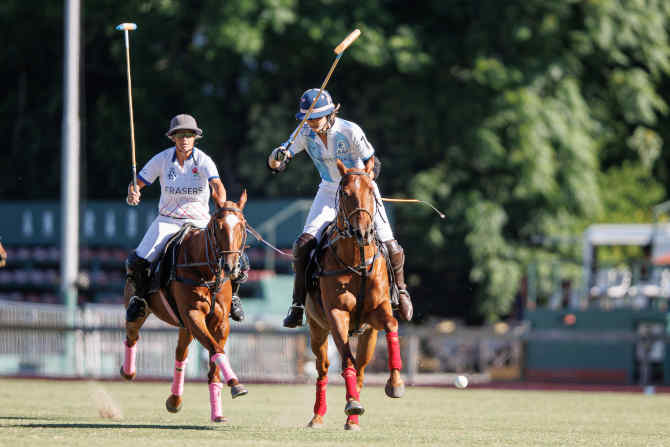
top-left (148, 223), bottom-right (197, 294)
top-left (146, 224), bottom-right (197, 327)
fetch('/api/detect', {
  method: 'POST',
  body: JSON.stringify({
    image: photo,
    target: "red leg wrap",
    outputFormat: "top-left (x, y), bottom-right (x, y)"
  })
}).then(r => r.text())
top-left (313, 376), bottom-right (328, 416)
top-left (347, 414), bottom-right (359, 425)
top-left (342, 367), bottom-right (359, 401)
top-left (386, 331), bottom-right (402, 371)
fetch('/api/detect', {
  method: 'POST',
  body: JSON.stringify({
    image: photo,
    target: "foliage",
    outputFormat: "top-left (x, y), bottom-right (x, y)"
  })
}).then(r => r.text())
top-left (2, 0), bottom-right (670, 321)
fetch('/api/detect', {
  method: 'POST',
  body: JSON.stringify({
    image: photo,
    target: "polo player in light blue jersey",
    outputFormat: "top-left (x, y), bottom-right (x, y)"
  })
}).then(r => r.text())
top-left (268, 89), bottom-right (413, 328)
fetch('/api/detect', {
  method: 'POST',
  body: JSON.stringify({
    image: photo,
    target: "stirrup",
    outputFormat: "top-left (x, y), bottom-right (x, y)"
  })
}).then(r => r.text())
top-left (283, 304), bottom-right (304, 328)
top-left (230, 294), bottom-right (245, 322)
top-left (126, 296), bottom-right (149, 322)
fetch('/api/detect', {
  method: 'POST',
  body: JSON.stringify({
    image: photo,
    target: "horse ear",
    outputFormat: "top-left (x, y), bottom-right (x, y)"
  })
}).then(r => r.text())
top-left (364, 156), bottom-right (374, 175)
top-left (238, 189), bottom-right (247, 210)
top-left (336, 159), bottom-right (347, 176)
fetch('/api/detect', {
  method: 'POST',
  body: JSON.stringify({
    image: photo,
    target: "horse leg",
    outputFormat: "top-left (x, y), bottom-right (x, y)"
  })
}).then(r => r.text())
top-left (325, 307), bottom-right (365, 428)
top-left (369, 306), bottom-right (404, 398)
top-left (209, 308), bottom-right (248, 399)
top-left (182, 307), bottom-right (246, 408)
top-left (166, 328), bottom-right (192, 413)
top-left (307, 320), bottom-right (330, 428)
top-left (120, 287), bottom-right (151, 380)
top-left (207, 353), bottom-right (228, 423)
top-left (355, 328), bottom-right (378, 392)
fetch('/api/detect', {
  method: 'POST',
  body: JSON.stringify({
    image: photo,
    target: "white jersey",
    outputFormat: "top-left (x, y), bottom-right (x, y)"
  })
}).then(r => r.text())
top-left (283, 118), bottom-right (374, 185)
top-left (138, 147), bottom-right (219, 222)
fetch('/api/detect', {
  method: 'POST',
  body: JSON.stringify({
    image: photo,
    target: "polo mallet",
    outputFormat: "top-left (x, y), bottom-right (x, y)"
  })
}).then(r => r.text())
top-left (116, 22), bottom-right (139, 189)
top-left (285, 29), bottom-right (361, 151)
top-left (382, 198), bottom-right (446, 219)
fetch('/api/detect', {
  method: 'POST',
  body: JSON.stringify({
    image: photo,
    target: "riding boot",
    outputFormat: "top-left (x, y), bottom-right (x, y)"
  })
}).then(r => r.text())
top-left (230, 255), bottom-right (248, 322)
top-left (384, 240), bottom-right (413, 321)
top-left (125, 252), bottom-right (151, 322)
top-left (284, 233), bottom-right (316, 328)
top-left (230, 279), bottom-right (246, 322)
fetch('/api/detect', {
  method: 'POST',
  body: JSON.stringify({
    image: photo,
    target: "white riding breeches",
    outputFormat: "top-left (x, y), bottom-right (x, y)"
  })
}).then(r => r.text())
top-left (303, 181), bottom-right (394, 242)
top-left (135, 214), bottom-right (209, 262)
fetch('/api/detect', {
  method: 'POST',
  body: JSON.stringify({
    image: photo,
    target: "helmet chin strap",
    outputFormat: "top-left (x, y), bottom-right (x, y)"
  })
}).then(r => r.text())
top-left (315, 104), bottom-right (341, 135)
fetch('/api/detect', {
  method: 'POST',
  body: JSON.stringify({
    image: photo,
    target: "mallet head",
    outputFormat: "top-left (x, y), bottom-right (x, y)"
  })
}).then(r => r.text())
top-left (116, 23), bottom-right (137, 31)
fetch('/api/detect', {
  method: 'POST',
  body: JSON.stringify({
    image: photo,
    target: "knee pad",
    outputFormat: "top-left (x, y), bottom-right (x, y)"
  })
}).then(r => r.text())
top-left (292, 233), bottom-right (317, 262)
top-left (125, 252), bottom-right (150, 278)
top-left (384, 240), bottom-right (404, 266)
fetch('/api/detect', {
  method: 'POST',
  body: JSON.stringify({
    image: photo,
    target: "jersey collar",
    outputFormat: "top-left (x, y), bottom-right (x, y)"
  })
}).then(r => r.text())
top-left (172, 147), bottom-right (197, 163)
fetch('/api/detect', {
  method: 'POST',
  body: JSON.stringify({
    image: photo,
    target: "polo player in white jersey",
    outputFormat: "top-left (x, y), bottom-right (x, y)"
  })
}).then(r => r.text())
top-left (268, 89), bottom-right (413, 328)
top-left (124, 114), bottom-right (246, 323)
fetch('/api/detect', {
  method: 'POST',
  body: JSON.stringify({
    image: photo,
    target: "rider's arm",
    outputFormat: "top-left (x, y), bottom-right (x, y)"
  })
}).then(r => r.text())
top-left (209, 178), bottom-right (227, 208)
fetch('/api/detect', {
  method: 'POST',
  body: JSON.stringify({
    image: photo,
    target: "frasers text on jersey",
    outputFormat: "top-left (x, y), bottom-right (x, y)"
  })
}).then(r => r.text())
top-left (164, 186), bottom-right (205, 195)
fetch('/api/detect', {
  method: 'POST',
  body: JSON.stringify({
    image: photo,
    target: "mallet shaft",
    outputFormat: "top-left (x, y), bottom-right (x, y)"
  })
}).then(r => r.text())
top-left (287, 29), bottom-right (362, 149)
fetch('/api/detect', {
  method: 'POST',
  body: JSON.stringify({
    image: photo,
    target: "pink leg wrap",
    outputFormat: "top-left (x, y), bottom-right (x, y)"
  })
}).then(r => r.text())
top-left (208, 382), bottom-right (223, 421)
top-left (342, 367), bottom-right (359, 401)
top-left (123, 341), bottom-right (137, 376)
top-left (347, 414), bottom-right (359, 425)
top-left (211, 353), bottom-right (238, 383)
top-left (314, 376), bottom-right (328, 416)
top-left (171, 359), bottom-right (188, 396)
top-left (386, 331), bottom-right (402, 371)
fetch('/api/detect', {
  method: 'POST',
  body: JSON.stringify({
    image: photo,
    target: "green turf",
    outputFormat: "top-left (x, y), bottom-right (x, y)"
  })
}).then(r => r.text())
top-left (1, 379), bottom-right (669, 446)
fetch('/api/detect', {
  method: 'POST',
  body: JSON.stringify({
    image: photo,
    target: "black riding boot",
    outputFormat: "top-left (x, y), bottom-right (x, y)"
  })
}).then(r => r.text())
top-left (385, 240), bottom-right (413, 321)
top-left (230, 277), bottom-right (246, 322)
top-left (125, 252), bottom-right (151, 322)
top-left (283, 233), bottom-right (316, 328)
top-left (229, 254), bottom-right (249, 322)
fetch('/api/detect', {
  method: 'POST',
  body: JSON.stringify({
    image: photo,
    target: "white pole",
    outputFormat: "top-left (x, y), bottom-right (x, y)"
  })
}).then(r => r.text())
top-left (62, 0), bottom-right (81, 375)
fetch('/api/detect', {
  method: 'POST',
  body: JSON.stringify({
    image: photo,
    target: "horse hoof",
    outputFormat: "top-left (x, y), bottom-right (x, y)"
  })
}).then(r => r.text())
top-left (211, 416), bottom-right (229, 423)
top-left (119, 366), bottom-right (136, 381)
top-left (230, 384), bottom-right (248, 399)
top-left (165, 395), bottom-right (182, 413)
top-left (344, 400), bottom-right (365, 416)
top-left (344, 423), bottom-right (361, 431)
top-left (307, 421), bottom-right (323, 429)
top-left (385, 380), bottom-right (405, 398)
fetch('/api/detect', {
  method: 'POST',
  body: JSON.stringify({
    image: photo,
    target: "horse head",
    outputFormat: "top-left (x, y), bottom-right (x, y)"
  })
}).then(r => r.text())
top-left (336, 158), bottom-right (376, 247)
top-left (210, 190), bottom-right (248, 278)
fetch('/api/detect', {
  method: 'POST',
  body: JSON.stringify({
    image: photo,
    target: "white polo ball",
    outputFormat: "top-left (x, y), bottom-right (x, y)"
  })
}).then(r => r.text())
top-left (454, 375), bottom-right (468, 389)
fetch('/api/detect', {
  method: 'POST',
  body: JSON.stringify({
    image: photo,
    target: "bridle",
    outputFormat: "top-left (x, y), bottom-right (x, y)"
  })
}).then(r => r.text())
top-left (318, 169), bottom-right (380, 278)
top-left (210, 206), bottom-right (248, 259)
top-left (336, 170), bottom-right (376, 242)
top-left (175, 205), bottom-right (247, 294)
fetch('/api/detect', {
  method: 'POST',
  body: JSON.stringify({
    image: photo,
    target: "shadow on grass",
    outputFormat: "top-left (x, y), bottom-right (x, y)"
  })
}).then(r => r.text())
top-left (12, 423), bottom-right (221, 430)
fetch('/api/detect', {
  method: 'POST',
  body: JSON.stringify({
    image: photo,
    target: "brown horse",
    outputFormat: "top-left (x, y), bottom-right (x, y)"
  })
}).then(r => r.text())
top-left (120, 191), bottom-right (250, 423)
top-left (305, 158), bottom-right (405, 431)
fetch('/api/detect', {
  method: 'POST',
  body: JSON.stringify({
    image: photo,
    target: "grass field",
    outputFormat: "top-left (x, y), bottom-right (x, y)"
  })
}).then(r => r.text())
top-left (1, 379), bottom-right (670, 447)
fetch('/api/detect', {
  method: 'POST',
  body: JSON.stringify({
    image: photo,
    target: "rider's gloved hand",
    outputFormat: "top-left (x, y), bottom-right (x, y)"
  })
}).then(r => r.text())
top-left (268, 147), bottom-right (290, 172)
top-left (126, 184), bottom-right (141, 206)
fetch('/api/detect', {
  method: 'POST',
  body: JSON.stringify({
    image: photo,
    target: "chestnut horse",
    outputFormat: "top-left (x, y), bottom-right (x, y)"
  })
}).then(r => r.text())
top-left (305, 159), bottom-right (404, 431)
top-left (120, 191), bottom-right (249, 423)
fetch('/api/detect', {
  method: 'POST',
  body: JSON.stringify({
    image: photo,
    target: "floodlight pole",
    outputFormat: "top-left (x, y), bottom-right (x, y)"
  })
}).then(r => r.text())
top-left (62, 0), bottom-right (81, 376)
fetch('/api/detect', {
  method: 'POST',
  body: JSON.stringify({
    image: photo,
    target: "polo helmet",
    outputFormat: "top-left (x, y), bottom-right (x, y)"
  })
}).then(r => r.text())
top-left (296, 88), bottom-right (336, 120)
